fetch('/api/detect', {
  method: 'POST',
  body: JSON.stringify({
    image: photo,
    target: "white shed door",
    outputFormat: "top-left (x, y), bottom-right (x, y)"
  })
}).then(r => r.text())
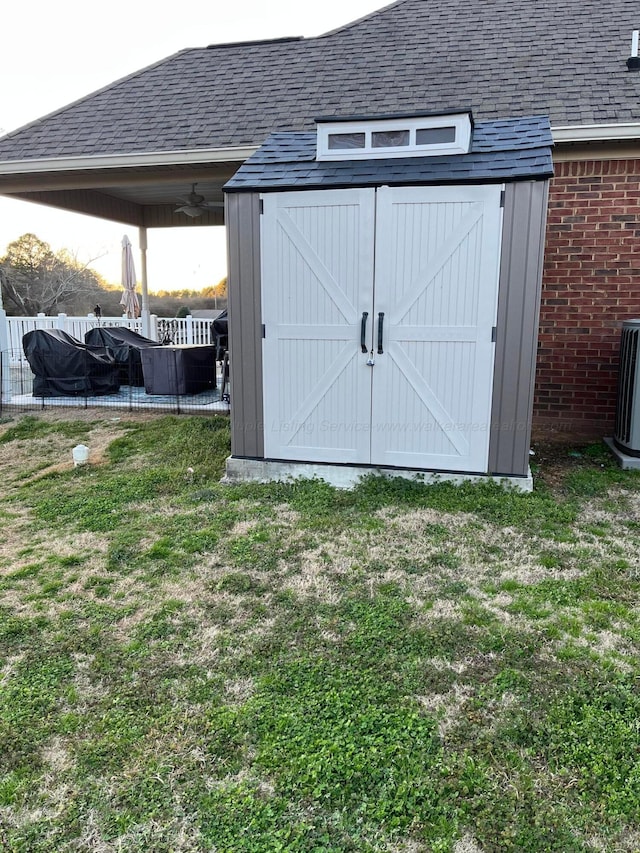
top-left (261, 189), bottom-right (376, 463)
top-left (261, 184), bottom-right (502, 472)
top-left (370, 185), bottom-right (502, 472)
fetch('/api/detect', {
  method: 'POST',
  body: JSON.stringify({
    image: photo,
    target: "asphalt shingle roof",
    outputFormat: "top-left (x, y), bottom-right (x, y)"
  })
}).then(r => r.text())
top-left (224, 116), bottom-right (554, 191)
top-left (0, 0), bottom-right (638, 162)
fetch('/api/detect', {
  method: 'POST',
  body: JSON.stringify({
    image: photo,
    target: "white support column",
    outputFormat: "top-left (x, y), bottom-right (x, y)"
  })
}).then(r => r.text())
top-left (139, 226), bottom-right (151, 339)
top-left (186, 314), bottom-right (194, 344)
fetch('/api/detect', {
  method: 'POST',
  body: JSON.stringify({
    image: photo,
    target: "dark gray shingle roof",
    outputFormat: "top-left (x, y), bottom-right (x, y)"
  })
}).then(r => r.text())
top-left (0, 0), bottom-right (638, 162)
top-left (224, 115), bottom-right (554, 191)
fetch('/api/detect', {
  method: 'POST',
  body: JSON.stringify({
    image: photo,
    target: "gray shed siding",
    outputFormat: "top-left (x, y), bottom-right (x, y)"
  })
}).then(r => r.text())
top-left (488, 180), bottom-right (549, 477)
top-left (226, 192), bottom-right (264, 458)
top-left (226, 180), bottom-right (549, 477)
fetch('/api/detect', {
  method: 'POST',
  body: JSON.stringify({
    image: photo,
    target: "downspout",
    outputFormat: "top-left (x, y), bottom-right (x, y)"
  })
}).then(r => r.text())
top-left (139, 226), bottom-right (151, 339)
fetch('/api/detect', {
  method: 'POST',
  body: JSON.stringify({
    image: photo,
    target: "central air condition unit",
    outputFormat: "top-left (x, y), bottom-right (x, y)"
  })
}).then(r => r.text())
top-left (614, 319), bottom-right (640, 455)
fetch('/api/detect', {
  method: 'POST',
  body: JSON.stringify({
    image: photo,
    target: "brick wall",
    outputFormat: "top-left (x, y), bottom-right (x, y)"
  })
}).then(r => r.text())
top-left (534, 159), bottom-right (640, 438)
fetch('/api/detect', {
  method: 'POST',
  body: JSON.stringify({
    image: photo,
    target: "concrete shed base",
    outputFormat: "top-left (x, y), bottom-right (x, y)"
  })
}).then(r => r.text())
top-left (223, 456), bottom-right (534, 492)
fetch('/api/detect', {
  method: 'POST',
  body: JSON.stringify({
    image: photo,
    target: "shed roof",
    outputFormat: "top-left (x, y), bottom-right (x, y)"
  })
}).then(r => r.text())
top-left (0, 0), bottom-right (638, 164)
top-left (225, 116), bottom-right (554, 192)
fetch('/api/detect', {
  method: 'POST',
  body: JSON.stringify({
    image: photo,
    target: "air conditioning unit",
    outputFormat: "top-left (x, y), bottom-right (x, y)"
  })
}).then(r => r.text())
top-left (614, 319), bottom-right (640, 456)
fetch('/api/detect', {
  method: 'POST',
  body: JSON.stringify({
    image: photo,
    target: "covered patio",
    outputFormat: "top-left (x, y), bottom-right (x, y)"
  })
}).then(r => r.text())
top-left (0, 150), bottom-right (245, 324)
top-left (0, 151), bottom-right (247, 415)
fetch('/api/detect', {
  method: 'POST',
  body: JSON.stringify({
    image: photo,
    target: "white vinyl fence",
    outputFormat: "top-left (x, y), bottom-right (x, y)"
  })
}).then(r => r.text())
top-left (6, 313), bottom-right (216, 363)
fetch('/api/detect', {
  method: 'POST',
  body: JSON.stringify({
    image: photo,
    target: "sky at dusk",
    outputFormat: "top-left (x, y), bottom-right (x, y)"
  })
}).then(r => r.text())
top-left (0, 0), bottom-right (384, 292)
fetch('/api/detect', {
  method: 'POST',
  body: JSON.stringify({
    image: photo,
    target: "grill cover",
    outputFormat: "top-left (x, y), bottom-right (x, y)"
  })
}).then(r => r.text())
top-left (211, 310), bottom-right (228, 361)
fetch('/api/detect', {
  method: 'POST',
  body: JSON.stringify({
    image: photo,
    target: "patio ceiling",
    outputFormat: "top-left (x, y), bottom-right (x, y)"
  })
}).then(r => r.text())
top-left (0, 158), bottom-right (250, 228)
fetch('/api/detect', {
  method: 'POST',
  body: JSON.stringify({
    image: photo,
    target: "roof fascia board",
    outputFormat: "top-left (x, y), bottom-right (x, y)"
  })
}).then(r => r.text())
top-left (553, 123), bottom-right (640, 143)
top-left (0, 146), bottom-right (258, 176)
top-left (1, 124), bottom-right (639, 179)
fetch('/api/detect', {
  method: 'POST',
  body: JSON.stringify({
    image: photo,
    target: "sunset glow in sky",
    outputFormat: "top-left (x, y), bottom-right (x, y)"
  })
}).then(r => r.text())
top-left (0, 0), bottom-right (384, 291)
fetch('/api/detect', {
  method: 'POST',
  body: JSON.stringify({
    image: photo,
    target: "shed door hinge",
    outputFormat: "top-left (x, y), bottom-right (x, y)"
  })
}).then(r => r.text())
top-left (259, 198), bottom-right (264, 214)
top-left (262, 324), bottom-right (266, 338)
top-left (499, 189), bottom-right (506, 208)
top-left (491, 326), bottom-right (497, 343)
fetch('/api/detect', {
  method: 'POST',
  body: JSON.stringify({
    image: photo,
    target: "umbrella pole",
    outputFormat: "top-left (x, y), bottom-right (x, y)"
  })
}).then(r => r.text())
top-left (139, 226), bottom-right (152, 339)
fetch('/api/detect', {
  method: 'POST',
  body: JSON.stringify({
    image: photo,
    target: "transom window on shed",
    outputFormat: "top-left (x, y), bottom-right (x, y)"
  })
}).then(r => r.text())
top-left (316, 113), bottom-right (472, 161)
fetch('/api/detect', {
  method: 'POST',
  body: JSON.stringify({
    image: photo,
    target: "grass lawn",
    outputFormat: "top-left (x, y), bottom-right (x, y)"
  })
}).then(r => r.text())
top-left (1, 412), bottom-right (640, 851)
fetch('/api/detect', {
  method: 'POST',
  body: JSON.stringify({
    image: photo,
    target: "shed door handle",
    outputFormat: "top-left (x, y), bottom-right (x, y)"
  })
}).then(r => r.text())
top-left (377, 312), bottom-right (385, 354)
top-left (360, 312), bottom-right (369, 353)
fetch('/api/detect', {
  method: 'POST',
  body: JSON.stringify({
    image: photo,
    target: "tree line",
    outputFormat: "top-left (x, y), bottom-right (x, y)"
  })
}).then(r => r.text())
top-left (0, 234), bottom-right (226, 317)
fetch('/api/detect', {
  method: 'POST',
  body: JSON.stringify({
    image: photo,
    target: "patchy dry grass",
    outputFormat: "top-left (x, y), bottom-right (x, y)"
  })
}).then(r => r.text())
top-left (0, 413), bottom-right (640, 851)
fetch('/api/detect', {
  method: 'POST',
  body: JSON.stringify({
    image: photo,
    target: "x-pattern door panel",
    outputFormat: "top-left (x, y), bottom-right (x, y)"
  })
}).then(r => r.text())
top-left (261, 189), bottom-right (375, 463)
top-left (371, 185), bottom-right (502, 472)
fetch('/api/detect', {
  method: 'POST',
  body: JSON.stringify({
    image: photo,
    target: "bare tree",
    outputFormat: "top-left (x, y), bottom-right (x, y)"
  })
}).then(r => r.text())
top-left (0, 234), bottom-right (105, 316)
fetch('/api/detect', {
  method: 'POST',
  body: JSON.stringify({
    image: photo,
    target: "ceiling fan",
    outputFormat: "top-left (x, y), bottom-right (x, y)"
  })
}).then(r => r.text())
top-left (174, 183), bottom-right (224, 218)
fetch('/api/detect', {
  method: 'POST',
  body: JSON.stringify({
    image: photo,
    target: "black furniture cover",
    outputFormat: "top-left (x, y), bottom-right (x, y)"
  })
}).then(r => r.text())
top-left (23, 328), bottom-right (120, 397)
top-left (85, 326), bottom-right (161, 386)
top-left (140, 345), bottom-right (217, 395)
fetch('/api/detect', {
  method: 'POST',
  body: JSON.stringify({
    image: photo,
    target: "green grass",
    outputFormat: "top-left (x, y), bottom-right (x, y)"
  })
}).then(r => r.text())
top-left (1, 415), bottom-right (640, 850)
top-left (0, 414), bottom-right (92, 444)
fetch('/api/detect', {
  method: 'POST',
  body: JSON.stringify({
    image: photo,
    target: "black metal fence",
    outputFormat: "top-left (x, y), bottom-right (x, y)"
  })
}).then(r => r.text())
top-left (0, 347), bottom-right (230, 417)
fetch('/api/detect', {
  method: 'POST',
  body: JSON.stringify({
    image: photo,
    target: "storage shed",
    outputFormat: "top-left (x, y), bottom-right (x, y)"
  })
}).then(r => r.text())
top-left (223, 112), bottom-right (553, 490)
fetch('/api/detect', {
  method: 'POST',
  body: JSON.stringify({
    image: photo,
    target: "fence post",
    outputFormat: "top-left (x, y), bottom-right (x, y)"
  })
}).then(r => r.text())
top-left (0, 304), bottom-right (11, 405)
top-left (150, 315), bottom-right (159, 342)
top-left (186, 314), bottom-right (194, 345)
top-left (57, 312), bottom-right (67, 331)
top-left (36, 312), bottom-right (46, 329)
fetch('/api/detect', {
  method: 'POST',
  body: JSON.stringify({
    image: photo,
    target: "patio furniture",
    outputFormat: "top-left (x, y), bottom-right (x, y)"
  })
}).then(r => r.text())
top-left (23, 328), bottom-right (120, 397)
top-left (139, 344), bottom-right (217, 395)
top-left (211, 310), bottom-right (230, 402)
top-left (211, 310), bottom-right (228, 361)
top-left (84, 326), bottom-right (161, 386)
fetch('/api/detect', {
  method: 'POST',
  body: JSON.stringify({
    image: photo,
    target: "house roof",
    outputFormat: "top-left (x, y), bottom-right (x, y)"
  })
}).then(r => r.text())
top-left (0, 0), bottom-right (639, 164)
top-left (225, 116), bottom-right (554, 192)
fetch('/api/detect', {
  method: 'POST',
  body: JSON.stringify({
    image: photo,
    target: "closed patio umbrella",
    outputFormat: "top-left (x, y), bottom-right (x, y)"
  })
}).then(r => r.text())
top-left (119, 235), bottom-right (140, 319)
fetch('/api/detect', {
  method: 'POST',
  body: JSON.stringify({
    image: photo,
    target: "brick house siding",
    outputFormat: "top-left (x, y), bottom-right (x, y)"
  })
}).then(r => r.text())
top-left (533, 159), bottom-right (640, 438)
